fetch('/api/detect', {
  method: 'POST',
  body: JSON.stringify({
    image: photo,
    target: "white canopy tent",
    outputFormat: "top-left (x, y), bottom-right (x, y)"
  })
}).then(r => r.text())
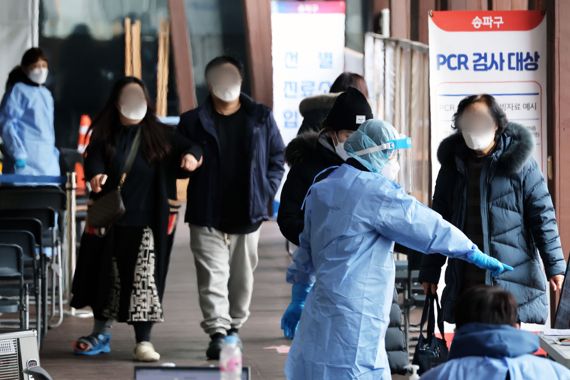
top-left (0, 0), bottom-right (39, 101)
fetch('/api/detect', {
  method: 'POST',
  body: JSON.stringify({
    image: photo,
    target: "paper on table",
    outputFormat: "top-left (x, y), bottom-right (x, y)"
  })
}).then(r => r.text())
top-left (543, 327), bottom-right (570, 337)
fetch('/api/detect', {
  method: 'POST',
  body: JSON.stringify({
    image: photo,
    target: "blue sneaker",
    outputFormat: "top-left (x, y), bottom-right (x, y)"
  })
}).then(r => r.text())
top-left (74, 333), bottom-right (111, 356)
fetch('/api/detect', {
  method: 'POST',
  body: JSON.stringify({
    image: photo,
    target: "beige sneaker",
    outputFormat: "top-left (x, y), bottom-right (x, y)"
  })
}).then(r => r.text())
top-left (133, 342), bottom-right (160, 362)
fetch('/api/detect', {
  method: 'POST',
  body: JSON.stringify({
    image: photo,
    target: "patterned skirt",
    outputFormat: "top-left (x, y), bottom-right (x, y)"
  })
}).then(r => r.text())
top-left (101, 226), bottom-right (164, 323)
top-left (70, 224), bottom-right (165, 323)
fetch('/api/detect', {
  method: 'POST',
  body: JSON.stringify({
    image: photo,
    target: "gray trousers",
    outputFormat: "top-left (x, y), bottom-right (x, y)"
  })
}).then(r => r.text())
top-left (190, 225), bottom-right (260, 335)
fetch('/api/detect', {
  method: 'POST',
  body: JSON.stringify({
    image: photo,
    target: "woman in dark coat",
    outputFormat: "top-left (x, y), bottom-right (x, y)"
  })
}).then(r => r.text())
top-left (420, 94), bottom-right (566, 324)
top-left (70, 77), bottom-right (202, 361)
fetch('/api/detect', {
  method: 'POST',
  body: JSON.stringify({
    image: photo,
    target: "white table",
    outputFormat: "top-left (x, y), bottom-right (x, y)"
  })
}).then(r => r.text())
top-left (539, 335), bottom-right (570, 368)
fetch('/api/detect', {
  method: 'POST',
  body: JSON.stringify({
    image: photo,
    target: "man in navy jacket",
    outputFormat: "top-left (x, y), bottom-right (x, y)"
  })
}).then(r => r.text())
top-left (178, 56), bottom-right (285, 359)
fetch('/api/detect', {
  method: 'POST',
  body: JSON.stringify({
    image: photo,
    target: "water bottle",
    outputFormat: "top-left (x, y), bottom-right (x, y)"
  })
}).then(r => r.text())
top-left (409, 364), bottom-right (420, 380)
top-left (220, 335), bottom-right (242, 380)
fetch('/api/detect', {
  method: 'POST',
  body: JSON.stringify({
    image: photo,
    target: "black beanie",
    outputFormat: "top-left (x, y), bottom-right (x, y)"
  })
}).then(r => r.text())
top-left (322, 87), bottom-right (373, 132)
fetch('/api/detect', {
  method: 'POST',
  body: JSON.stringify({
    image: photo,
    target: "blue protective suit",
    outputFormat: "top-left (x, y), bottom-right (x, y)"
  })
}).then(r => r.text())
top-left (285, 164), bottom-right (495, 379)
top-left (421, 323), bottom-right (570, 380)
top-left (0, 82), bottom-right (60, 175)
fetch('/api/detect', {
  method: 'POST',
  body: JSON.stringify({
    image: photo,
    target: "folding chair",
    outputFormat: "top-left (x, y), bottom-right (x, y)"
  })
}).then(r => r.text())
top-left (0, 218), bottom-right (46, 339)
top-left (0, 230), bottom-right (40, 336)
top-left (0, 187), bottom-right (67, 329)
top-left (0, 244), bottom-right (28, 330)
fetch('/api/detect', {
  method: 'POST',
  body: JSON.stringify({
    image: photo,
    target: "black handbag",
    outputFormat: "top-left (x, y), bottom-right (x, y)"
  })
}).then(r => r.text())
top-left (412, 293), bottom-right (449, 374)
top-left (86, 128), bottom-right (142, 229)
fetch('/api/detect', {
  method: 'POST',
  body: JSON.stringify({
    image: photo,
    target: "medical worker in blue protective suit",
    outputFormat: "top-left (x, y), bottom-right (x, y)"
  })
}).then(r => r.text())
top-left (0, 47), bottom-right (60, 175)
top-left (281, 119), bottom-right (514, 380)
top-left (421, 285), bottom-right (570, 380)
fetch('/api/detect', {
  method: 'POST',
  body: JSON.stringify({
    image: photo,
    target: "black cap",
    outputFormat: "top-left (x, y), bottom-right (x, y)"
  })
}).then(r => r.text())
top-left (322, 87), bottom-right (373, 132)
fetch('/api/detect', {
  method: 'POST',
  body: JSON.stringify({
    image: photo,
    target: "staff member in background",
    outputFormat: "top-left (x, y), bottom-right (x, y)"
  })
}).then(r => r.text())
top-left (0, 47), bottom-right (60, 176)
top-left (421, 286), bottom-right (570, 379)
top-left (71, 76), bottom-right (202, 362)
top-left (178, 56), bottom-right (285, 360)
top-left (420, 94), bottom-right (565, 324)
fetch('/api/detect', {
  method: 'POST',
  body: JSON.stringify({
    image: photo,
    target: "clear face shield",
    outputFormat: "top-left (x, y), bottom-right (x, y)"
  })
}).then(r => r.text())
top-left (351, 135), bottom-right (412, 181)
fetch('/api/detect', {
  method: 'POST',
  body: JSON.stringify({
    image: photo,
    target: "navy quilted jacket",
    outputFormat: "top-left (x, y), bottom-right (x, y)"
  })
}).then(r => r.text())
top-left (419, 123), bottom-right (566, 324)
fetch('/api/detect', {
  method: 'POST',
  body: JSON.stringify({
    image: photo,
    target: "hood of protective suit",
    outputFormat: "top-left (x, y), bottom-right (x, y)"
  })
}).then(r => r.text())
top-left (449, 323), bottom-right (539, 360)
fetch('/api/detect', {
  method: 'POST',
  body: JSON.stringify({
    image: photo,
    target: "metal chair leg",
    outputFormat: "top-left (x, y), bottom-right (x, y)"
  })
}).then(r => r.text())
top-left (48, 243), bottom-right (64, 329)
top-left (42, 254), bottom-right (49, 336)
top-left (24, 284), bottom-right (30, 330)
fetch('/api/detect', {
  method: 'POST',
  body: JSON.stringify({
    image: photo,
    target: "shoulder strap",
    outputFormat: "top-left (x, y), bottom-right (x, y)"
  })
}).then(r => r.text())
top-left (118, 127), bottom-right (142, 188)
top-left (419, 294), bottom-right (446, 342)
top-left (419, 294), bottom-right (434, 337)
top-left (427, 294), bottom-right (446, 342)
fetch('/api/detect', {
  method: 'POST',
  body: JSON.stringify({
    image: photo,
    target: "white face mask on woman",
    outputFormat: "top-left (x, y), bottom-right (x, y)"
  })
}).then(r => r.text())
top-left (335, 141), bottom-right (351, 161)
top-left (459, 111), bottom-right (497, 151)
top-left (462, 129), bottom-right (495, 151)
top-left (332, 132), bottom-right (352, 161)
top-left (28, 67), bottom-right (48, 85)
top-left (381, 159), bottom-right (400, 181)
top-left (119, 101), bottom-right (147, 121)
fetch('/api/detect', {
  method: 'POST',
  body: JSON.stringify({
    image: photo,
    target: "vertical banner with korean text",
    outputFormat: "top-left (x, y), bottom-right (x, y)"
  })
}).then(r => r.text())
top-left (270, 1), bottom-right (345, 215)
top-left (429, 11), bottom-right (547, 188)
top-left (271, 1), bottom-right (346, 146)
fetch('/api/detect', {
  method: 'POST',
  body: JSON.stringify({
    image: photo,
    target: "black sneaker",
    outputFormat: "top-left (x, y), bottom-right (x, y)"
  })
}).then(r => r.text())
top-left (206, 333), bottom-right (225, 360)
top-left (227, 328), bottom-right (243, 349)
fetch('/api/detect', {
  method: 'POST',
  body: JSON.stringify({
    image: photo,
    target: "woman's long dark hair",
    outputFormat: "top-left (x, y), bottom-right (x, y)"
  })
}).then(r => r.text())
top-left (329, 72), bottom-right (369, 98)
top-left (89, 76), bottom-right (171, 164)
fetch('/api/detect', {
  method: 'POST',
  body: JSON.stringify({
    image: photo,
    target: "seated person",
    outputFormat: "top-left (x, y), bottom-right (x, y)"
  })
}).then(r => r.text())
top-left (422, 285), bottom-right (570, 380)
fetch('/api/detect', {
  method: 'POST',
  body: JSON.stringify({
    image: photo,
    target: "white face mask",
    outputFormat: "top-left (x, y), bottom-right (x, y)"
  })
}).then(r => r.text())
top-left (119, 101), bottom-right (147, 121)
top-left (334, 141), bottom-right (350, 161)
top-left (28, 68), bottom-right (48, 85)
top-left (381, 159), bottom-right (400, 181)
top-left (212, 83), bottom-right (241, 102)
top-left (462, 129), bottom-right (495, 151)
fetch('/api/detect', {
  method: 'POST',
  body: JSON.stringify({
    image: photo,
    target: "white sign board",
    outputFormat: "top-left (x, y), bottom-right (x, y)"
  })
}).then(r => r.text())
top-left (429, 11), bottom-right (547, 186)
top-left (270, 1), bottom-right (345, 215)
top-left (271, 1), bottom-right (345, 146)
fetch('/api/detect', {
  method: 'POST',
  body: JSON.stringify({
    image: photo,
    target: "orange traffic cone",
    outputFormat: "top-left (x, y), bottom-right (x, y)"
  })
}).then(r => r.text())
top-left (76, 115), bottom-right (92, 194)
top-left (77, 114), bottom-right (92, 154)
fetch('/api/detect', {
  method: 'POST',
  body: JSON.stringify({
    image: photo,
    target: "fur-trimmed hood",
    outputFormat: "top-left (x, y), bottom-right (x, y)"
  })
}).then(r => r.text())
top-left (299, 93), bottom-right (340, 117)
top-left (285, 131), bottom-right (320, 166)
top-left (437, 122), bottom-right (535, 174)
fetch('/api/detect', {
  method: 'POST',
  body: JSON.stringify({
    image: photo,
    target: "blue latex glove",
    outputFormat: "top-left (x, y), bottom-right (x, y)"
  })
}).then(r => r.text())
top-left (468, 250), bottom-right (514, 276)
top-left (281, 283), bottom-right (312, 340)
top-left (15, 159), bottom-right (26, 169)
